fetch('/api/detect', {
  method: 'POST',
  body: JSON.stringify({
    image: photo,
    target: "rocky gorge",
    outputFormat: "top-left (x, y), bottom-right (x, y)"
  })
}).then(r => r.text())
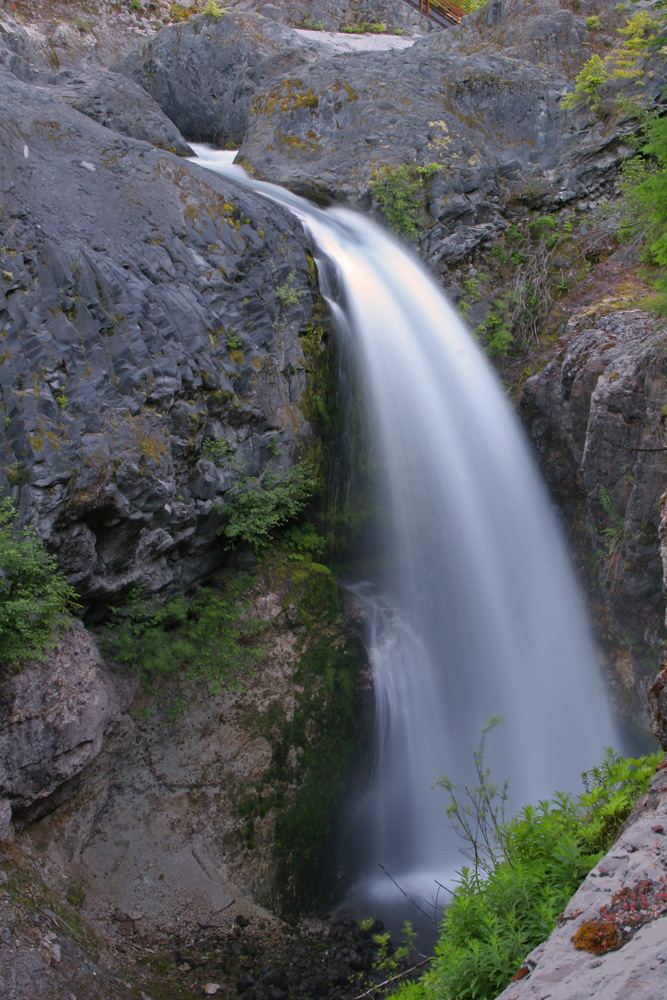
top-left (0, 0), bottom-right (666, 998)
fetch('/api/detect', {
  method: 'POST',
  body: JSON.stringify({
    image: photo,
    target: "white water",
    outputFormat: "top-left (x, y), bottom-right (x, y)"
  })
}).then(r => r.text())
top-left (190, 146), bottom-right (619, 903)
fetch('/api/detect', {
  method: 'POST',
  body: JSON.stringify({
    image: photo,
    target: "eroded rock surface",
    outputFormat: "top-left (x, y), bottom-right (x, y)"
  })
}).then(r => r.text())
top-left (0, 68), bottom-right (318, 603)
top-left (231, 0), bottom-right (653, 265)
top-left (121, 9), bottom-right (323, 146)
top-left (51, 67), bottom-right (194, 154)
top-left (496, 763), bottom-right (667, 1000)
top-left (0, 623), bottom-right (133, 840)
top-left (522, 304), bottom-right (667, 719)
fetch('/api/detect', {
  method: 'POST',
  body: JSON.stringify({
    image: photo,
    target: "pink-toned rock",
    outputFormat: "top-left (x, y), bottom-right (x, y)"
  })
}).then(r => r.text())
top-left (495, 768), bottom-right (667, 1000)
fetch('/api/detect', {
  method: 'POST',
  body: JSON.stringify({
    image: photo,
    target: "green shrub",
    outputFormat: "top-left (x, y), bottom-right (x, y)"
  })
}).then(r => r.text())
top-left (221, 460), bottom-right (319, 553)
top-left (202, 0), bottom-right (223, 17)
top-left (620, 115), bottom-right (667, 312)
top-left (101, 578), bottom-right (263, 691)
top-left (562, 8), bottom-right (664, 112)
top-left (276, 272), bottom-right (303, 308)
top-left (202, 436), bottom-right (234, 463)
top-left (392, 744), bottom-right (661, 1000)
top-left (561, 54), bottom-right (607, 111)
top-left (0, 498), bottom-right (80, 667)
top-left (370, 163), bottom-right (440, 240)
top-left (585, 15), bottom-right (601, 30)
top-left (225, 328), bottom-right (244, 350)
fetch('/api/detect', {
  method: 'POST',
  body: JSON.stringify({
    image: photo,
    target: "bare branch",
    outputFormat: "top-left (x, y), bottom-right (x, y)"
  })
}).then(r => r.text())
top-left (353, 957), bottom-right (434, 1000)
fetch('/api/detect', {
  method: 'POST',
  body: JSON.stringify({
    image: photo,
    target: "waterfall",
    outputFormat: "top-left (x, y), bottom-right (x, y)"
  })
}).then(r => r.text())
top-left (191, 146), bottom-right (619, 908)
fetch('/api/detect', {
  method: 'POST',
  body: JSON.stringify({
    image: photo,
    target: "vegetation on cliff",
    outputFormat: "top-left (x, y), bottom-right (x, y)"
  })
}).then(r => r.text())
top-left (0, 498), bottom-right (80, 667)
top-left (391, 743), bottom-right (661, 1000)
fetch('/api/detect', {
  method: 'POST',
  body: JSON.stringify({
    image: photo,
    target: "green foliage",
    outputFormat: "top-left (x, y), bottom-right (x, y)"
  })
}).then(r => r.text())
top-left (476, 306), bottom-right (514, 357)
top-left (342, 21), bottom-right (387, 34)
top-left (472, 212), bottom-right (578, 358)
top-left (562, 7), bottom-right (664, 111)
top-left (597, 485), bottom-right (624, 558)
top-left (619, 115), bottom-right (667, 312)
top-left (608, 9), bottom-right (662, 81)
top-left (280, 522), bottom-right (327, 561)
top-left (55, 392), bottom-right (68, 410)
top-left (370, 163), bottom-right (441, 240)
top-left (202, 436), bottom-right (234, 463)
top-left (0, 498), bottom-right (80, 667)
top-left (561, 54), bottom-right (607, 111)
top-left (225, 328), bottom-right (244, 350)
top-left (202, 0), bottom-right (223, 17)
top-left (100, 577), bottom-right (263, 692)
top-left (276, 271), bottom-right (303, 308)
top-left (392, 746), bottom-right (660, 1000)
top-left (578, 749), bottom-right (660, 852)
top-left (373, 922), bottom-right (417, 976)
top-left (221, 460), bottom-right (319, 553)
top-left (586, 15), bottom-right (601, 30)
top-left (298, 16), bottom-right (325, 30)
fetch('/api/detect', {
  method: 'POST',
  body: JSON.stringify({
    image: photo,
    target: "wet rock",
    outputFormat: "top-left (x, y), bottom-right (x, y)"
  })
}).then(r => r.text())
top-left (0, 622), bottom-right (133, 834)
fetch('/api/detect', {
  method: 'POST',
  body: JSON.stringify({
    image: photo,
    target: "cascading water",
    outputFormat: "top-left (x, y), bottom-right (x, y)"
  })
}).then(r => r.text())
top-left (191, 146), bottom-right (619, 911)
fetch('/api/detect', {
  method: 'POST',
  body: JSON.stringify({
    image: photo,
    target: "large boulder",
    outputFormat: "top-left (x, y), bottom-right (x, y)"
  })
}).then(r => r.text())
top-left (521, 303), bottom-right (667, 719)
top-left (120, 9), bottom-right (322, 145)
top-left (0, 623), bottom-right (133, 839)
top-left (51, 67), bottom-right (194, 155)
top-left (0, 69), bottom-right (318, 603)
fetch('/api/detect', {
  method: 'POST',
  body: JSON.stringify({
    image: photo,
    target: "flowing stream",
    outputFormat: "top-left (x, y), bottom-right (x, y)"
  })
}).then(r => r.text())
top-left (191, 146), bottom-right (619, 914)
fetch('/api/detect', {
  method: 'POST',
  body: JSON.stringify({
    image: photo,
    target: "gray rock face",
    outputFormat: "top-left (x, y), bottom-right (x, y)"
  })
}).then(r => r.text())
top-left (521, 307), bottom-right (667, 718)
top-left (232, 7), bottom-right (650, 265)
top-left (0, 623), bottom-right (133, 837)
top-left (430, 0), bottom-right (623, 73)
top-left (0, 69), bottom-right (317, 603)
top-left (495, 765), bottom-right (667, 1000)
top-left (50, 67), bottom-right (194, 154)
top-left (120, 10), bottom-right (322, 145)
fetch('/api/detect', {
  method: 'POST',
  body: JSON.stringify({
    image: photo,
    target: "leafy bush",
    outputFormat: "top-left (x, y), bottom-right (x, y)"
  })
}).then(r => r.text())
top-left (221, 460), bottom-right (319, 553)
top-left (202, 436), bottom-right (234, 463)
top-left (203, 0), bottom-right (223, 17)
top-left (620, 115), bottom-right (667, 312)
top-left (561, 54), bottom-right (608, 111)
top-left (392, 743), bottom-right (661, 1000)
top-left (561, 7), bottom-right (664, 112)
top-left (0, 498), bottom-right (80, 667)
top-left (101, 577), bottom-right (263, 691)
top-left (276, 272), bottom-right (303, 308)
top-left (370, 163), bottom-right (440, 240)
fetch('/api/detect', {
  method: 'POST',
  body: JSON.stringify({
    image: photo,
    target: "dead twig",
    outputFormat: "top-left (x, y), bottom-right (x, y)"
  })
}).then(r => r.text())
top-left (378, 865), bottom-right (438, 925)
top-left (353, 957), bottom-right (433, 1000)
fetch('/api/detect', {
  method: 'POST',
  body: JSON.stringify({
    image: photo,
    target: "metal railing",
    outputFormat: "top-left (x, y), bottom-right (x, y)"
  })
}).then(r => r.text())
top-left (423, 0), bottom-right (481, 23)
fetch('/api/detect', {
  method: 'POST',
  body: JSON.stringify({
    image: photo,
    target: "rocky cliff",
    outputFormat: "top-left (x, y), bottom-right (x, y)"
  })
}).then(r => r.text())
top-left (0, 1), bottom-right (665, 997)
top-left (0, 47), bottom-right (321, 604)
